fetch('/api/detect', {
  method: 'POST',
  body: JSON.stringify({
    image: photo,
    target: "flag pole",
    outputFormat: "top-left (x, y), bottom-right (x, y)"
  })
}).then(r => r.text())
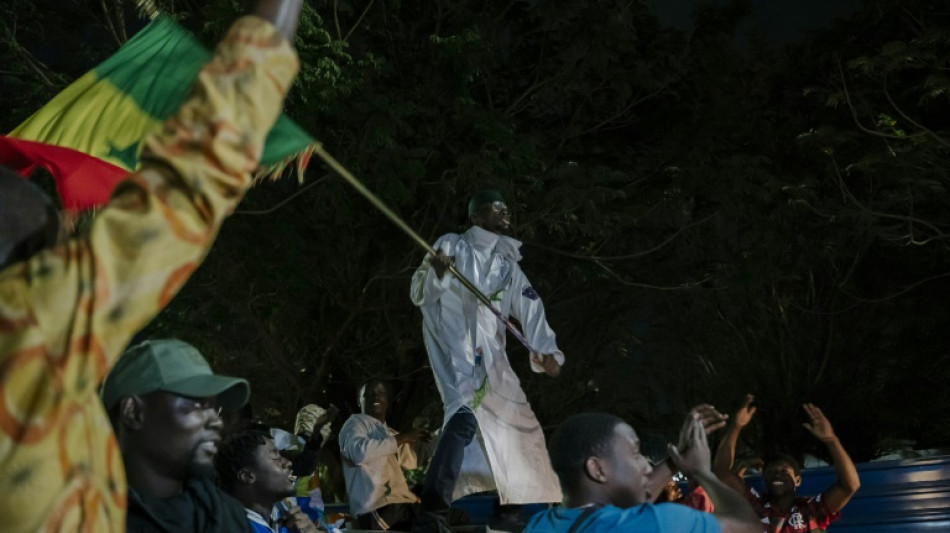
top-left (311, 144), bottom-right (539, 354)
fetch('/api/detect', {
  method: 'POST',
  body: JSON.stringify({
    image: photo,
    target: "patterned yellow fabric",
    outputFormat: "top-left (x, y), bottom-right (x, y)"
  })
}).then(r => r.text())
top-left (0, 17), bottom-right (298, 532)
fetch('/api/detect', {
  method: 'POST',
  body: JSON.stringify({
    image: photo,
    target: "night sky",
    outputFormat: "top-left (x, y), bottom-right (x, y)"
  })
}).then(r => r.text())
top-left (653, 0), bottom-right (861, 43)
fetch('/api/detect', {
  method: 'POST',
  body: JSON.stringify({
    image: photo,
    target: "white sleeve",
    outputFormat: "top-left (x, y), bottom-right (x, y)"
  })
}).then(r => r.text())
top-left (508, 265), bottom-right (565, 372)
top-left (410, 234), bottom-right (458, 307)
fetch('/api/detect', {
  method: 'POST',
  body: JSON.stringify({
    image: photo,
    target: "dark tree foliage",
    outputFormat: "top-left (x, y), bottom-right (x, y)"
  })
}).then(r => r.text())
top-left (3, 0), bottom-right (949, 467)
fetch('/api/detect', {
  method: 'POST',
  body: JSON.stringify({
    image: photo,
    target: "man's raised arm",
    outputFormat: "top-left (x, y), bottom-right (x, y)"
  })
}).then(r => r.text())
top-left (669, 413), bottom-right (760, 533)
top-left (802, 403), bottom-right (860, 512)
top-left (646, 403), bottom-right (727, 502)
top-left (712, 394), bottom-right (757, 495)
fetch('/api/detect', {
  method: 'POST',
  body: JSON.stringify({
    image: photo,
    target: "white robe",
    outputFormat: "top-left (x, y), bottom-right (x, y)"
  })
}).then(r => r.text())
top-left (410, 225), bottom-right (564, 505)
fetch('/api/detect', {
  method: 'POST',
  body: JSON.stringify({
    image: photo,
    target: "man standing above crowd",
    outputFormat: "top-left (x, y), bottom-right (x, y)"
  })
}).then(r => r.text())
top-left (0, 0), bottom-right (303, 529)
top-left (410, 190), bottom-right (565, 526)
top-left (524, 410), bottom-right (760, 533)
top-left (339, 379), bottom-right (429, 530)
top-left (712, 395), bottom-right (861, 532)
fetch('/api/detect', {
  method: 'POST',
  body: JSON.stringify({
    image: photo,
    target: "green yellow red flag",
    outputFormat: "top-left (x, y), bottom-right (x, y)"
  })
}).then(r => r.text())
top-left (0, 13), bottom-right (315, 211)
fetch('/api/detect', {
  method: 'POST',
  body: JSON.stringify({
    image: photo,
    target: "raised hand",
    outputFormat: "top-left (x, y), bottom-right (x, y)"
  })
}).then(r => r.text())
top-left (677, 404), bottom-right (728, 451)
top-left (802, 403), bottom-right (836, 443)
top-left (669, 414), bottom-right (712, 477)
top-left (733, 394), bottom-right (757, 428)
top-left (694, 404), bottom-right (729, 434)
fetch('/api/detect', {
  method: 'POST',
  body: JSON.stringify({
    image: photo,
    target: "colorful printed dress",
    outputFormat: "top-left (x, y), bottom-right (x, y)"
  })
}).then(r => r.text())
top-left (0, 16), bottom-right (298, 531)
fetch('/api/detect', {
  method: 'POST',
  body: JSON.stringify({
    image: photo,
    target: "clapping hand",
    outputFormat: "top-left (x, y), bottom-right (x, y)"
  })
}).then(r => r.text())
top-left (668, 414), bottom-right (712, 477)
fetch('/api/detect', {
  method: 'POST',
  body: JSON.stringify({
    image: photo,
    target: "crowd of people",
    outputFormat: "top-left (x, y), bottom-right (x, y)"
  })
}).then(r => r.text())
top-left (0, 0), bottom-right (862, 531)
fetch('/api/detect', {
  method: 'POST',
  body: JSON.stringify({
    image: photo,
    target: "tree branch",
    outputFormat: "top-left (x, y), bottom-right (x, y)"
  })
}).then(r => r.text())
top-left (526, 211), bottom-right (718, 261)
top-left (343, 0), bottom-right (376, 42)
top-left (235, 176), bottom-right (328, 216)
top-left (882, 75), bottom-right (950, 151)
top-left (828, 155), bottom-right (949, 246)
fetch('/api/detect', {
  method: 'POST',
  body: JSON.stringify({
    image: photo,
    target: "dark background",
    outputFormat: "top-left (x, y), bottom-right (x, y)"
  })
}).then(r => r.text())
top-left (2, 0), bottom-right (949, 465)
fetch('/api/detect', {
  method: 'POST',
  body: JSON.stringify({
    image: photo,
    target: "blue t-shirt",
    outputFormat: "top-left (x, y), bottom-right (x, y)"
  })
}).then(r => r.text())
top-left (525, 503), bottom-right (721, 533)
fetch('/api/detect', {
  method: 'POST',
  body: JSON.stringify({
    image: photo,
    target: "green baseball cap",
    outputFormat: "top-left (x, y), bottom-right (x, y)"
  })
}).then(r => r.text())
top-left (101, 339), bottom-right (250, 411)
top-left (467, 189), bottom-right (505, 217)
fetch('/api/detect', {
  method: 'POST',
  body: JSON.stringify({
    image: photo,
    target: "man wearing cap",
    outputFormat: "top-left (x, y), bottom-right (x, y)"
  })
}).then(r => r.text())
top-left (410, 190), bottom-right (565, 525)
top-left (712, 395), bottom-right (861, 532)
top-left (0, 0), bottom-right (304, 530)
top-left (102, 338), bottom-right (253, 532)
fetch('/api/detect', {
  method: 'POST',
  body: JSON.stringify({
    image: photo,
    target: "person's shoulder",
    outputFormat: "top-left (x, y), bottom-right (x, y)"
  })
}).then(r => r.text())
top-left (602, 503), bottom-right (720, 532)
top-left (523, 508), bottom-right (555, 533)
top-left (340, 413), bottom-right (374, 432)
top-left (524, 505), bottom-right (713, 533)
top-left (524, 506), bottom-right (584, 533)
top-left (650, 501), bottom-right (716, 519)
top-left (574, 505), bottom-right (650, 531)
top-left (434, 233), bottom-right (462, 247)
top-left (218, 488), bottom-right (255, 530)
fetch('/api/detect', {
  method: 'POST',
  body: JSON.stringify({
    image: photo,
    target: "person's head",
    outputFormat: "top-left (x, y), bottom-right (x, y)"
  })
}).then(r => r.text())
top-left (215, 430), bottom-right (296, 509)
top-left (762, 453), bottom-right (802, 497)
top-left (549, 413), bottom-right (653, 508)
top-left (358, 378), bottom-right (390, 422)
top-left (102, 339), bottom-right (250, 490)
top-left (467, 189), bottom-right (511, 234)
top-left (655, 479), bottom-right (683, 503)
top-left (0, 166), bottom-right (60, 270)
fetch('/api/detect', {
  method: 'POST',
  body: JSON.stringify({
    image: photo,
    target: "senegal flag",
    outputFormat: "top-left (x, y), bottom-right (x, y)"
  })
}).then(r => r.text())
top-left (0, 14), bottom-right (315, 212)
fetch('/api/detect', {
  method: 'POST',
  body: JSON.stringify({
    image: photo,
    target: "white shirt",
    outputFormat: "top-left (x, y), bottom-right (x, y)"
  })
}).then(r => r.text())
top-left (409, 225), bottom-right (564, 504)
top-left (339, 414), bottom-right (418, 515)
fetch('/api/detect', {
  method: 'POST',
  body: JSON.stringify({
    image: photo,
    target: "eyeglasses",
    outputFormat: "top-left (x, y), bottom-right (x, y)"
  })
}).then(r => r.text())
top-left (479, 200), bottom-right (509, 214)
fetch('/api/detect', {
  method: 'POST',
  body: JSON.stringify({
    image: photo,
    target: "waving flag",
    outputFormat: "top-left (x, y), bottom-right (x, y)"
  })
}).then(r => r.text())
top-left (0, 14), bottom-right (314, 212)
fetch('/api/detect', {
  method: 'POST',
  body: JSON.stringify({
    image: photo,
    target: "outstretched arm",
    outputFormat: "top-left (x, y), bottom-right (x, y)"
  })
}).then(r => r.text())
top-left (803, 403), bottom-right (860, 512)
top-left (508, 265), bottom-right (565, 375)
top-left (12, 4), bottom-right (302, 390)
top-left (712, 394), bottom-right (757, 495)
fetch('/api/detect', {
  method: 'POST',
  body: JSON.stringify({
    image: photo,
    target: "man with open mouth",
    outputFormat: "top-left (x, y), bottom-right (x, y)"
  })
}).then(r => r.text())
top-left (216, 430), bottom-right (319, 533)
top-left (713, 395), bottom-right (861, 532)
top-left (340, 379), bottom-right (430, 530)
